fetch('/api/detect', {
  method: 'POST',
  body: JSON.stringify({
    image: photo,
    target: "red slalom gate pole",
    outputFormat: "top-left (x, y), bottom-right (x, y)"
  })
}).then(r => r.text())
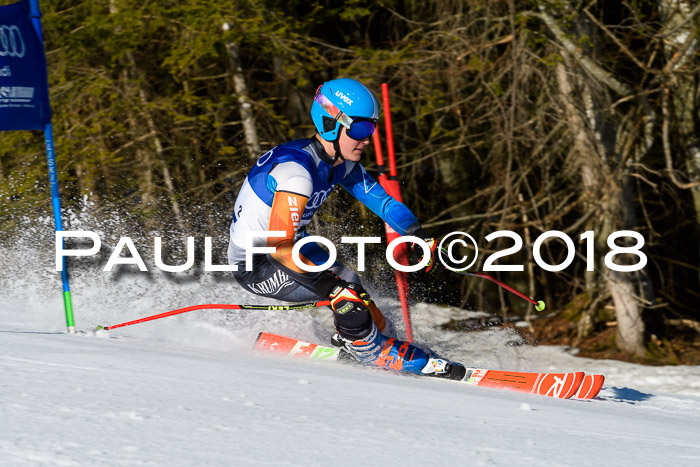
top-left (97, 301), bottom-right (331, 331)
top-left (373, 126), bottom-right (411, 339)
top-left (473, 273), bottom-right (538, 306)
top-left (376, 82), bottom-right (413, 342)
top-left (382, 83), bottom-right (399, 183)
top-left (462, 272), bottom-right (545, 310)
top-left (372, 126), bottom-right (388, 185)
top-left (437, 245), bottom-right (546, 310)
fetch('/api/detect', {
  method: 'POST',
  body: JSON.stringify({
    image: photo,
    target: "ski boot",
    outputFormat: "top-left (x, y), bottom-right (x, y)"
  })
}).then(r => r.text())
top-left (331, 323), bottom-right (466, 380)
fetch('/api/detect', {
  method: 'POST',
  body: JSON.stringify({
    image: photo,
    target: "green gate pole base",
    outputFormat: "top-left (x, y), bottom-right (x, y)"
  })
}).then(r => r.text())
top-left (63, 291), bottom-right (75, 334)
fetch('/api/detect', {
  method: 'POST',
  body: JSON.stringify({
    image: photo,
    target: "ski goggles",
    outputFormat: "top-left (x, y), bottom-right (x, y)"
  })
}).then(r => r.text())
top-left (314, 91), bottom-right (377, 141)
top-left (344, 118), bottom-right (377, 141)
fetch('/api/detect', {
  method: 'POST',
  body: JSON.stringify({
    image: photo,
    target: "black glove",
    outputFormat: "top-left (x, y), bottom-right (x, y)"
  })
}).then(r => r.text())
top-left (411, 237), bottom-right (439, 274)
top-left (329, 280), bottom-right (371, 315)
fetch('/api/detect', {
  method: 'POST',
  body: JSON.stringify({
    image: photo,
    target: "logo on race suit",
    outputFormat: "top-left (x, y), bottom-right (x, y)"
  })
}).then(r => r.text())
top-left (0, 66), bottom-right (11, 77)
top-left (247, 269), bottom-right (294, 296)
top-left (0, 25), bottom-right (26, 58)
top-left (362, 169), bottom-right (377, 193)
top-left (305, 187), bottom-right (333, 210)
top-left (287, 195), bottom-right (300, 230)
top-left (256, 149), bottom-right (274, 167)
top-left (334, 90), bottom-right (353, 105)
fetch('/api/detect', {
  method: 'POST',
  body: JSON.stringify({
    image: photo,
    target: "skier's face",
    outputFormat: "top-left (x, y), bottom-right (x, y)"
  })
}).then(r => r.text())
top-left (336, 126), bottom-right (371, 165)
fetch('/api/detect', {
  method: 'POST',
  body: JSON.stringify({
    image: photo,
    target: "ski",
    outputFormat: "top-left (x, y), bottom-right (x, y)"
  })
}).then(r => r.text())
top-left (255, 332), bottom-right (341, 361)
top-left (461, 368), bottom-right (583, 399)
top-left (254, 332), bottom-right (604, 399)
top-left (574, 374), bottom-right (606, 399)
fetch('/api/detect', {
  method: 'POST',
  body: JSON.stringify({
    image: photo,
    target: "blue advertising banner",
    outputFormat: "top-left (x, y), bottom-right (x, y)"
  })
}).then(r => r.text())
top-left (0, 0), bottom-right (51, 130)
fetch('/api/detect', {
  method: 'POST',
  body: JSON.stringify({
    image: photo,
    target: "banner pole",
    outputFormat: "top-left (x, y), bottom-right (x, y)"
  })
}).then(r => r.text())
top-left (28, 0), bottom-right (75, 333)
top-left (44, 124), bottom-right (75, 332)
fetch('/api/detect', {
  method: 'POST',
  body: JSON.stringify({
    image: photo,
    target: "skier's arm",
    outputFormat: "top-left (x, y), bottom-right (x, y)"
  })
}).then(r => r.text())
top-left (264, 164), bottom-right (339, 296)
top-left (339, 163), bottom-right (426, 236)
top-left (340, 163), bottom-right (438, 272)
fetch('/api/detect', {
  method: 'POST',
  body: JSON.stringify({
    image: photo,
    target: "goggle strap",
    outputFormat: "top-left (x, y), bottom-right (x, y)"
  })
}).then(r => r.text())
top-left (314, 92), bottom-right (354, 129)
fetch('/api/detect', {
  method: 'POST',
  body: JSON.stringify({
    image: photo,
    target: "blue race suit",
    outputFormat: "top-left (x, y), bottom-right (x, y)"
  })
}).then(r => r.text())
top-left (228, 137), bottom-right (423, 337)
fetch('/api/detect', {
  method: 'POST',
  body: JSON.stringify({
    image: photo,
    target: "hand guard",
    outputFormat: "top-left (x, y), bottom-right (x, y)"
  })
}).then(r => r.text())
top-left (329, 281), bottom-right (371, 315)
top-left (411, 237), bottom-right (439, 273)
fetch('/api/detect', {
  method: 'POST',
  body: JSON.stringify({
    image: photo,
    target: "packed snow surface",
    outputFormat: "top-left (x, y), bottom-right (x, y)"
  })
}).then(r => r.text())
top-left (2, 236), bottom-right (700, 466)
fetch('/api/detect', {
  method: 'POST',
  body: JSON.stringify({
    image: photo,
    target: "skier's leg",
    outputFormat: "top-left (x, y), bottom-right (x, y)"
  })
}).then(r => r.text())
top-left (232, 253), bottom-right (318, 301)
top-left (331, 317), bottom-right (462, 377)
top-left (297, 242), bottom-right (395, 335)
top-left (232, 247), bottom-right (393, 335)
top-left (326, 280), bottom-right (463, 377)
top-left (234, 248), bottom-right (448, 375)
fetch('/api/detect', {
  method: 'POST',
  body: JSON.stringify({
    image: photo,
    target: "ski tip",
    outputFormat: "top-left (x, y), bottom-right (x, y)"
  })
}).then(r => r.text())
top-left (560, 371), bottom-right (586, 399)
top-left (575, 374), bottom-right (605, 399)
top-left (253, 332), bottom-right (264, 349)
top-left (95, 325), bottom-right (106, 332)
top-left (535, 300), bottom-right (546, 311)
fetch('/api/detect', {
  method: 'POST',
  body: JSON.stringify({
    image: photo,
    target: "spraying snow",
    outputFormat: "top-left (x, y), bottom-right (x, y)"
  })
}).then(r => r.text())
top-left (2, 217), bottom-right (700, 466)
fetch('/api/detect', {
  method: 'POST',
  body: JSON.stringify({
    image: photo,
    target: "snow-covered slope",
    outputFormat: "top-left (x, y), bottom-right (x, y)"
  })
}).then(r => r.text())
top-left (2, 234), bottom-right (700, 466)
top-left (2, 326), bottom-right (700, 467)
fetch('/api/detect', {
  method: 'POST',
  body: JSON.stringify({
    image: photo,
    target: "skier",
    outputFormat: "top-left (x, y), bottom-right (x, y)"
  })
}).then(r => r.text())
top-left (228, 78), bottom-right (463, 379)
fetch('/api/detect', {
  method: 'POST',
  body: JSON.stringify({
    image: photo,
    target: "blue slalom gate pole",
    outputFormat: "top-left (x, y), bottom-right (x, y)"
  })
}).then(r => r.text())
top-left (43, 123), bottom-right (75, 332)
top-left (28, 0), bottom-right (76, 332)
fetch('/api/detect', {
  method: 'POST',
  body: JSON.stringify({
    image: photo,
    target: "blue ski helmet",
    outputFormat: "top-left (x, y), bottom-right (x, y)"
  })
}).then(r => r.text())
top-left (311, 78), bottom-right (379, 141)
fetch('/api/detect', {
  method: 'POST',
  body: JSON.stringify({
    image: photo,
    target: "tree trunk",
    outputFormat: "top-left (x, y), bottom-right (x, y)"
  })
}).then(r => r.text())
top-left (136, 86), bottom-right (186, 232)
top-left (555, 63), bottom-right (602, 340)
top-left (223, 23), bottom-right (260, 161)
top-left (658, 0), bottom-right (700, 283)
top-left (609, 271), bottom-right (646, 355)
top-left (549, 11), bottom-right (651, 356)
top-left (109, 0), bottom-right (185, 232)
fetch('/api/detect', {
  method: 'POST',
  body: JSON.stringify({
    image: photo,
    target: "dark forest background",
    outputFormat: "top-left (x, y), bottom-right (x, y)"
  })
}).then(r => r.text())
top-left (1, 0), bottom-right (698, 363)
